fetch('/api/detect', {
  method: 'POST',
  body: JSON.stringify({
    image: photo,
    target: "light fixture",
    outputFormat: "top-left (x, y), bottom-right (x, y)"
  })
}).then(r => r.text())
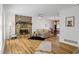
top-left (38, 13), bottom-right (44, 19)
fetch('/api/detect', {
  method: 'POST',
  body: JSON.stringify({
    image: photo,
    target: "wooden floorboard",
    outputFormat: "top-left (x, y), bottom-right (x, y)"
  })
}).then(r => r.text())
top-left (4, 36), bottom-right (77, 54)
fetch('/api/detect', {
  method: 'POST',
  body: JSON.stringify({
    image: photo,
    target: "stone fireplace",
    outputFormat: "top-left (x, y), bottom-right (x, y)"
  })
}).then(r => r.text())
top-left (15, 15), bottom-right (32, 36)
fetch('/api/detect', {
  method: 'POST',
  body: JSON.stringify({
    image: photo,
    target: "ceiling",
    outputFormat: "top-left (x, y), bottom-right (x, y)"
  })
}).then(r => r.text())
top-left (3, 4), bottom-right (77, 17)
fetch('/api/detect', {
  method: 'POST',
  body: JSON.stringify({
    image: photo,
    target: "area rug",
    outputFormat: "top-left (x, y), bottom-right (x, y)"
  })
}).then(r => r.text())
top-left (29, 36), bottom-right (46, 40)
top-left (34, 41), bottom-right (52, 54)
top-left (73, 48), bottom-right (79, 54)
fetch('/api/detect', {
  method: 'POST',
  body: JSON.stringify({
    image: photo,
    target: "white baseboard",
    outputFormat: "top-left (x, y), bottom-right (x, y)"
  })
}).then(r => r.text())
top-left (59, 40), bottom-right (79, 47)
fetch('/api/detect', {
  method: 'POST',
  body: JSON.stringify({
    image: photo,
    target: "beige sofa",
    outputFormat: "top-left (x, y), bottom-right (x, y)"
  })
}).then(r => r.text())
top-left (37, 29), bottom-right (52, 38)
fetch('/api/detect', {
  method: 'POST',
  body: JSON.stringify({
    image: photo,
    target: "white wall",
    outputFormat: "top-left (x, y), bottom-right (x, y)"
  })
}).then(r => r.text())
top-left (0, 4), bottom-right (3, 53)
top-left (60, 6), bottom-right (79, 47)
top-left (32, 17), bottom-right (51, 32)
top-left (5, 11), bottom-right (15, 39)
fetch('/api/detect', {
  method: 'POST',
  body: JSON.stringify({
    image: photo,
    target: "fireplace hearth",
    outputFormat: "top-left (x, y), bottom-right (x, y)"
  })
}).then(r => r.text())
top-left (20, 30), bottom-right (29, 35)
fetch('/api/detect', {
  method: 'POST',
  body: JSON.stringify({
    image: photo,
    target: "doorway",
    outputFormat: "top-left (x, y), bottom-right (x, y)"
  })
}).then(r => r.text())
top-left (51, 20), bottom-right (60, 36)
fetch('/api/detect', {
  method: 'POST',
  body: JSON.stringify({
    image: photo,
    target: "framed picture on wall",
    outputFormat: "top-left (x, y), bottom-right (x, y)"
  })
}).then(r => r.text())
top-left (65, 16), bottom-right (75, 27)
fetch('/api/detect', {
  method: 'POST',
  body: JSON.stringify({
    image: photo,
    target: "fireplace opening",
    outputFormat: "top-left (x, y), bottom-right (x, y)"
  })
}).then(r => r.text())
top-left (20, 30), bottom-right (29, 35)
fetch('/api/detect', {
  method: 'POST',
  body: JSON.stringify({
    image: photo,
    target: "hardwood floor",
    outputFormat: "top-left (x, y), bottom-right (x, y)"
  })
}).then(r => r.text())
top-left (45, 37), bottom-right (77, 54)
top-left (4, 37), bottom-right (41, 54)
top-left (4, 36), bottom-right (77, 54)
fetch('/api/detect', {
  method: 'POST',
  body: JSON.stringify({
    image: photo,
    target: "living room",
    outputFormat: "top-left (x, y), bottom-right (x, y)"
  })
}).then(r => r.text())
top-left (0, 4), bottom-right (79, 54)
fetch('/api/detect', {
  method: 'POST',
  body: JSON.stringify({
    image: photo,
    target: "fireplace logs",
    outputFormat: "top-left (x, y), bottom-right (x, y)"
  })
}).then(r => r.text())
top-left (20, 29), bottom-right (29, 35)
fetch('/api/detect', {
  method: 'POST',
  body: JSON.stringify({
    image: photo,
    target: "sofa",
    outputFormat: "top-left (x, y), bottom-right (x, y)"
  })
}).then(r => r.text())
top-left (34, 29), bottom-right (53, 38)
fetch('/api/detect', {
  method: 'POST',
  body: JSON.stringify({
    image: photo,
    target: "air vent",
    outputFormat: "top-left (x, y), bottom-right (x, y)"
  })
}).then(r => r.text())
top-left (64, 39), bottom-right (78, 45)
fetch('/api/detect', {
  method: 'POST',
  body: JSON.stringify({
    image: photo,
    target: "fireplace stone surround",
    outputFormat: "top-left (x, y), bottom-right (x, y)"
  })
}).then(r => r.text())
top-left (15, 15), bottom-right (32, 36)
